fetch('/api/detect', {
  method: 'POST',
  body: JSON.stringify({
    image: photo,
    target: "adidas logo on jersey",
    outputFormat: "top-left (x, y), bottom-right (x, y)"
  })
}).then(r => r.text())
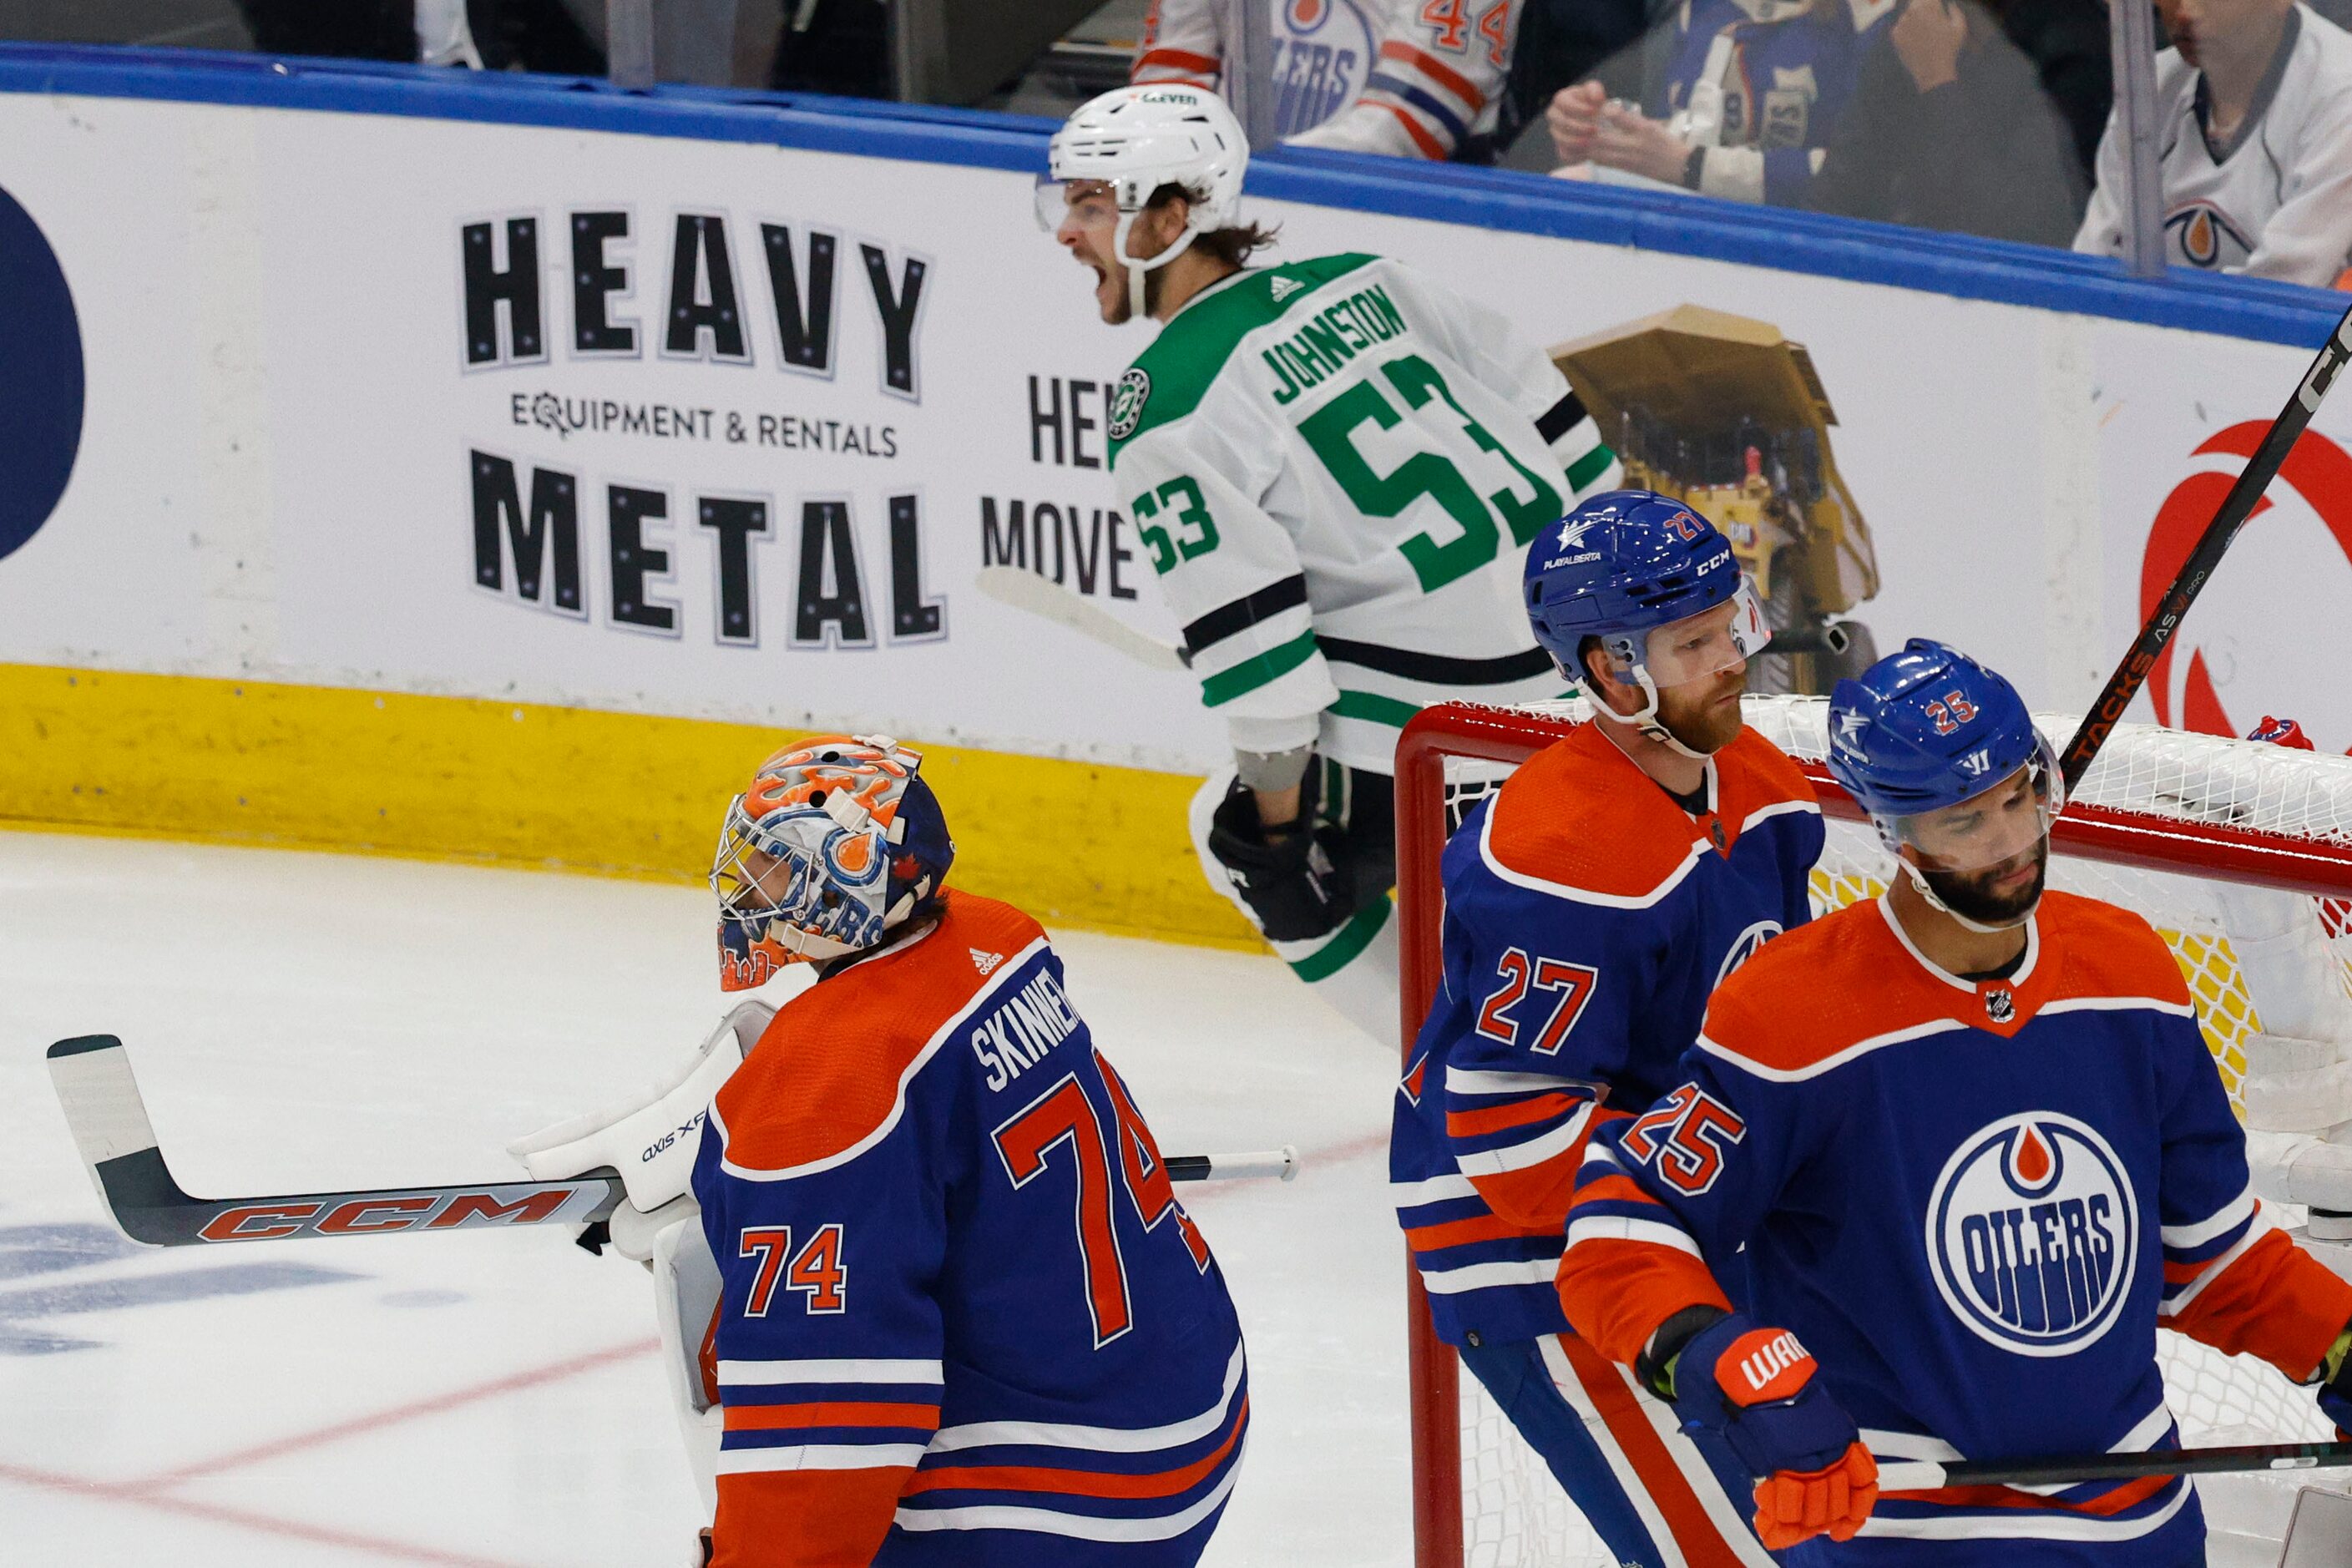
top-left (1269, 276), bottom-right (1303, 301)
top-left (970, 948), bottom-right (1004, 976)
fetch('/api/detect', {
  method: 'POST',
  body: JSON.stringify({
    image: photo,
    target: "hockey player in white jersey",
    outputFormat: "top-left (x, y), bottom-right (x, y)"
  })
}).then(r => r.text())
top-left (1039, 83), bottom-right (1621, 1042)
top-left (2075, 0), bottom-right (2352, 285)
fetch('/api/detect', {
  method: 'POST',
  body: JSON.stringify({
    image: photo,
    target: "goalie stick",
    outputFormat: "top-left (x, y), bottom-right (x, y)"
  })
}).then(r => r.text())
top-left (48, 1034), bottom-right (1296, 1247)
top-left (2060, 297), bottom-right (2352, 791)
top-left (1874, 1435), bottom-right (2352, 1492)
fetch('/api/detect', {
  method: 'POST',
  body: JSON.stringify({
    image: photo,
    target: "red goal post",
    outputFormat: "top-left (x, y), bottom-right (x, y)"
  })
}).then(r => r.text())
top-left (1393, 696), bottom-right (2352, 1568)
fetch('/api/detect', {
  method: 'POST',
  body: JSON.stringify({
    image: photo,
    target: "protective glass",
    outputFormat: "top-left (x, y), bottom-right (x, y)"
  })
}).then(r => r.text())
top-left (1615, 579), bottom-right (1771, 687)
top-left (1884, 739), bottom-right (2063, 874)
top-left (1034, 176), bottom-right (1121, 234)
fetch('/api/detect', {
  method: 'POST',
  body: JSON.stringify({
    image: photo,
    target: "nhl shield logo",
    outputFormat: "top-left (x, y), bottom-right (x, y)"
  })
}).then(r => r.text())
top-left (1926, 1112), bottom-right (2137, 1357)
top-left (1108, 367), bottom-right (1151, 442)
top-left (1984, 986), bottom-right (2016, 1024)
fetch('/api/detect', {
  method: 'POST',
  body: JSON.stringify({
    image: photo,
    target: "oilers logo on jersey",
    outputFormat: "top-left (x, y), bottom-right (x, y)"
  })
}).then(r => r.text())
top-left (1927, 1112), bottom-right (2136, 1357)
top-left (1713, 919), bottom-right (1783, 986)
top-left (2167, 201), bottom-right (2257, 271)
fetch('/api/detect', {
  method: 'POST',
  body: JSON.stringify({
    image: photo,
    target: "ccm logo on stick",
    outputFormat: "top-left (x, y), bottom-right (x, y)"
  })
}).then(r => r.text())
top-left (195, 1187), bottom-right (584, 1242)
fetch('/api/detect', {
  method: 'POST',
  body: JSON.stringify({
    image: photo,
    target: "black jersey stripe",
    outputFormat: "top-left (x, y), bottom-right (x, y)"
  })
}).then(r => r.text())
top-left (1535, 390), bottom-right (1591, 445)
top-left (1320, 638), bottom-right (1556, 685)
top-left (1182, 574), bottom-right (1310, 657)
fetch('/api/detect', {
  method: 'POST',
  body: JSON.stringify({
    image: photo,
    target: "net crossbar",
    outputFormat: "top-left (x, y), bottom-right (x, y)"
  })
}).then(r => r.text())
top-left (1394, 696), bottom-right (2352, 1568)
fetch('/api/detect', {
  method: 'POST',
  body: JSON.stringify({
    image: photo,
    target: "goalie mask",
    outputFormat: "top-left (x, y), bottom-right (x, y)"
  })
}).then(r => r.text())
top-left (1826, 640), bottom-right (2061, 932)
top-left (1039, 83), bottom-right (1247, 319)
top-left (711, 735), bottom-right (955, 990)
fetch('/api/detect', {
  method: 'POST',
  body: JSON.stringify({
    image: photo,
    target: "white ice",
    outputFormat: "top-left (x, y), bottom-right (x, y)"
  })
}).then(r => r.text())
top-left (0, 831), bottom-right (2324, 1566)
top-left (0, 831), bottom-right (1409, 1566)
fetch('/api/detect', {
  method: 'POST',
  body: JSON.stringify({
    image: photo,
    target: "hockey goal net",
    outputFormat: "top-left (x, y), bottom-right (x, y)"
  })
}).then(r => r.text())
top-left (1394, 695), bottom-right (2352, 1568)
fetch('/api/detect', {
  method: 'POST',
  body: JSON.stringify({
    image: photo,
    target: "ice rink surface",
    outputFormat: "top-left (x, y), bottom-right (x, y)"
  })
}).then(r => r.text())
top-left (0, 830), bottom-right (1410, 1565)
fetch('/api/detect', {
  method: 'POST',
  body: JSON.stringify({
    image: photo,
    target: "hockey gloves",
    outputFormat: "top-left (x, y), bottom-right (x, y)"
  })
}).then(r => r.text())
top-left (1668, 1311), bottom-right (1879, 1550)
top-left (2319, 1323), bottom-right (2352, 1436)
top-left (1206, 771), bottom-right (1358, 943)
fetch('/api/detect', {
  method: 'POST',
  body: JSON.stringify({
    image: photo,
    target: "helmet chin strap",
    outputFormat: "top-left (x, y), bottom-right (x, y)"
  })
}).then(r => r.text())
top-left (1899, 855), bottom-right (2041, 935)
top-left (1113, 209), bottom-right (1201, 319)
top-left (1624, 668), bottom-right (1717, 762)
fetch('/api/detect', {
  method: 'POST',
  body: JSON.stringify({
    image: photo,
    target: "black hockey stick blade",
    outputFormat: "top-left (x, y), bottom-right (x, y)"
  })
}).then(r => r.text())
top-left (47, 1034), bottom-right (624, 1247)
top-left (2061, 297), bottom-right (2352, 792)
top-left (1876, 1437), bottom-right (2352, 1492)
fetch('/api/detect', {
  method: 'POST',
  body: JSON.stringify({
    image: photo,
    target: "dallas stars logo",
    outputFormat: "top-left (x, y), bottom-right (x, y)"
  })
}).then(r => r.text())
top-left (1108, 367), bottom-right (1151, 442)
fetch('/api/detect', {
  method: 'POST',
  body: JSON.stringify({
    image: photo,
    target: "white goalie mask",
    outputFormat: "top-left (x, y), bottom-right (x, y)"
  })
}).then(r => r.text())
top-left (1038, 84), bottom-right (1248, 318)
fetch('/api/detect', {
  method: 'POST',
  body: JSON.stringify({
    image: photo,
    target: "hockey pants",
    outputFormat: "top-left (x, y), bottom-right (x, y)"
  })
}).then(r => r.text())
top-left (1459, 1333), bottom-right (1778, 1568)
top-left (1188, 761), bottom-right (1400, 1050)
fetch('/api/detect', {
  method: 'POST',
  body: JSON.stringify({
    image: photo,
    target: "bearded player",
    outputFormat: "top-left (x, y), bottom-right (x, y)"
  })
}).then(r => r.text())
top-left (690, 736), bottom-right (1247, 1565)
top-left (1038, 83), bottom-right (1621, 1043)
top-left (1392, 489), bottom-right (1817, 1567)
top-left (1557, 640), bottom-right (2352, 1560)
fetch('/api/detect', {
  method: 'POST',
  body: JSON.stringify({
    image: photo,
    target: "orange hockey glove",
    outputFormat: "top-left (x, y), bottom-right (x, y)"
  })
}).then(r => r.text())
top-left (1753, 1439), bottom-right (1879, 1550)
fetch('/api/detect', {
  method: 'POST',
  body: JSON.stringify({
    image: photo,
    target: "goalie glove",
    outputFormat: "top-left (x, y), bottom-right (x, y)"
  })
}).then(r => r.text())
top-left (1662, 1310), bottom-right (1878, 1550)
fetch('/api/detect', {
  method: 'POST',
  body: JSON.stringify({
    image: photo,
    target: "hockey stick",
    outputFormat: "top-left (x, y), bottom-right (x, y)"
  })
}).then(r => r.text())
top-left (974, 565), bottom-right (1190, 672)
top-left (1875, 1437), bottom-right (2352, 1493)
top-left (49, 1035), bottom-right (1296, 1246)
top-left (2059, 297), bottom-right (2352, 791)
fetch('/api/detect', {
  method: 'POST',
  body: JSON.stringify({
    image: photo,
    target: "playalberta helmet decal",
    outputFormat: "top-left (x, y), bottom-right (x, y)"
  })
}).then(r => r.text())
top-left (1925, 1111), bottom-right (2137, 1357)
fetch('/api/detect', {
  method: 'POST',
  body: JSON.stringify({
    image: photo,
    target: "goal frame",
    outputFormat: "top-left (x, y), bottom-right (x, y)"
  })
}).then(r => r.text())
top-left (1393, 701), bottom-right (2352, 1568)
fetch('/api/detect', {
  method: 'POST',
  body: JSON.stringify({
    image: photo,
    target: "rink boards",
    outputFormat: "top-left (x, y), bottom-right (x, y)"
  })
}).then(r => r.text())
top-left (0, 48), bottom-right (2349, 943)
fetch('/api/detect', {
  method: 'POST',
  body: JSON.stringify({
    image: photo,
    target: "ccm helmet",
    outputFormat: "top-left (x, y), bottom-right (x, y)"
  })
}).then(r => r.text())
top-left (1040, 84), bottom-right (1248, 317)
top-left (1524, 488), bottom-right (1769, 757)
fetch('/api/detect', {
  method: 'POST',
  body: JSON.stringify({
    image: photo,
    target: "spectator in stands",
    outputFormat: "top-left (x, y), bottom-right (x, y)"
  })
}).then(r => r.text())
top-left (1806, 0), bottom-right (2086, 245)
top-left (1544, 0), bottom-right (1891, 207)
top-left (2075, 0), bottom-right (2352, 286)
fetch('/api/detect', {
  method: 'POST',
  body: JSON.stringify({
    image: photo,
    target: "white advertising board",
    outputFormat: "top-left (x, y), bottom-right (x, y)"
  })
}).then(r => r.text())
top-left (3, 86), bottom-right (2349, 767)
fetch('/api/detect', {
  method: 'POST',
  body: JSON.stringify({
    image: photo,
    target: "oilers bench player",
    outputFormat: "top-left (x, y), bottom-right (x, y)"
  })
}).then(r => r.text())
top-left (1557, 640), bottom-right (2352, 1561)
top-left (685, 736), bottom-right (1247, 1565)
top-left (1038, 83), bottom-right (1621, 1044)
top-left (1393, 489), bottom-right (1817, 1568)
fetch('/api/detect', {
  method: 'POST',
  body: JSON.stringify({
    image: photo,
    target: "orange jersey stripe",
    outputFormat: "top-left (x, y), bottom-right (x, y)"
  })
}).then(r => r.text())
top-left (724, 1401), bottom-right (943, 1433)
top-left (1136, 47), bottom-right (1219, 75)
top-left (1882, 1471), bottom-right (2176, 1517)
top-left (1448, 1092), bottom-right (1581, 1139)
top-left (902, 1397), bottom-right (1247, 1500)
top-left (1574, 1172), bottom-right (1667, 1209)
top-left (1555, 1335), bottom-right (1757, 1568)
top-left (713, 1467), bottom-right (906, 1567)
top-left (1368, 99), bottom-right (1449, 159)
top-left (1407, 1211), bottom-right (1564, 1251)
top-left (1379, 40), bottom-right (1485, 109)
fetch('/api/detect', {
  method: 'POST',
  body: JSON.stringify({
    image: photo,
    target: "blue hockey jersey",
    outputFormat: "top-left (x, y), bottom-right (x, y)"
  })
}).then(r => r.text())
top-left (1651, 0), bottom-right (1894, 206)
top-left (692, 890), bottom-right (1247, 1567)
top-left (1560, 890), bottom-right (2352, 1562)
top-left (1394, 719), bottom-right (1823, 1346)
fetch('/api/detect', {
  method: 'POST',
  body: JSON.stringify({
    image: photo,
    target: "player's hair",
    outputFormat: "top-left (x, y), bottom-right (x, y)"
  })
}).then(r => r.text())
top-left (1147, 180), bottom-right (1279, 267)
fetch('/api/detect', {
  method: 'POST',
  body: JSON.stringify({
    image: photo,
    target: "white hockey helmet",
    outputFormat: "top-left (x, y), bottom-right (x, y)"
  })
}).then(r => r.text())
top-left (1039, 84), bottom-right (1248, 317)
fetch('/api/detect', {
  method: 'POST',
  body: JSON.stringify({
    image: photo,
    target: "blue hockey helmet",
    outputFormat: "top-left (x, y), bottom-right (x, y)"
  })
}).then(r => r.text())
top-left (1826, 639), bottom-right (2061, 878)
top-left (1523, 489), bottom-right (1768, 753)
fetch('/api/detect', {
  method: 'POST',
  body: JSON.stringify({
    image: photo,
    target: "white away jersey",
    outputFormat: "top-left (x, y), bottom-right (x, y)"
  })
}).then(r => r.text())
top-left (2075, 5), bottom-right (2352, 286)
top-left (1106, 253), bottom-right (1620, 772)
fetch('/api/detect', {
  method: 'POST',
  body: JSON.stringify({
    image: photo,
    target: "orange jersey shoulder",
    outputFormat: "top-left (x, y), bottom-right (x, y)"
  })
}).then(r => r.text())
top-left (1698, 900), bottom-right (1956, 1077)
top-left (1484, 721), bottom-right (1814, 901)
top-left (1712, 726), bottom-right (1819, 827)
top-left (714, 890), bottom-right (1049, 1175)
top-left (2037, 889), bottom-right (2194, 1009)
